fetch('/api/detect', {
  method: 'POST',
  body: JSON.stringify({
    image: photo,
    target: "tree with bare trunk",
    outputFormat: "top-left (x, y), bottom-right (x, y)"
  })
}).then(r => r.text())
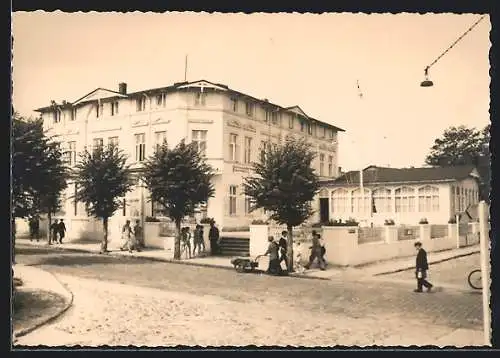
top-left (73, 144), bottom-right (134, 253)
top-left (243, 137), bottom-right (319, 272)
top-left (141, 139), bottom-right (215, 260)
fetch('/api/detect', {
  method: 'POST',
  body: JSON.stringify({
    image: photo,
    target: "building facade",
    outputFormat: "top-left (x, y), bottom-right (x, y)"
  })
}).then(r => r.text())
top-left (317, 165), bottom-right (481, 226)
top-left (35, 80), bottom-right (344, 236)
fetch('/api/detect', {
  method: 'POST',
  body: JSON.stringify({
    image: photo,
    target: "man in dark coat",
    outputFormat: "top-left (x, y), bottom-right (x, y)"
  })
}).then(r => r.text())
top-left (208, 220), bottom-right (220, 255)
top-left (50, 219), bottom-right (59, 245)
top-left (57, 219), bottom-right (67, 244)
top-left (414, 241), bottom-right (433, 293)
top-left (278, 231), bottom-right (289, 271)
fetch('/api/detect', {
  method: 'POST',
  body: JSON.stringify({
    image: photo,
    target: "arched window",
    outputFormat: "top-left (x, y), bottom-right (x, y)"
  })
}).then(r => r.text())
top-left (418, 185), bottom-right (439, 212)
top-left (372, 188), bottom-right (392, 213)
top-left (331, 189), bottom-right (349, 214)
top-left (351, 188), bottom-right (371, 214)
top-left (395, 186), bottom-right (416, 213)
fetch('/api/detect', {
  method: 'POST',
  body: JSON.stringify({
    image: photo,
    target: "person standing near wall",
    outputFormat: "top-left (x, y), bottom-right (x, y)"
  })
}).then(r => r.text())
top-left (57, 219), bottom-right (66, 244)
top-left (50, 219), bottom-right (59, 245)
top-left (133, 219), bottom-right (144, 251)
top-left (278, 231), bottom-right (289, 271)
top-left (414, 241), bottom-right (433, 293)
top-left (209, 220), bottom-right (220, 255)
top-left (304, 232), bottom-right (326, 271)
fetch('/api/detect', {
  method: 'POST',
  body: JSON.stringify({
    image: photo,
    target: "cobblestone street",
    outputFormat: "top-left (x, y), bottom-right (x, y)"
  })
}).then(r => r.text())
top-left (14, 245), bottom-right (483, 347)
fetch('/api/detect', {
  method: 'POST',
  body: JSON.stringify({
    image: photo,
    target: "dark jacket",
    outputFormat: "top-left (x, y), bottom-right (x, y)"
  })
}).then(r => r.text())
top-left (278, 237), bottom-right (287, 253)
top-left (209, 226), bottom-right (219, 241)
top-left (416, 248), bottom-right (429, 271)
top-left (58, 222), bottom-right (66, 235)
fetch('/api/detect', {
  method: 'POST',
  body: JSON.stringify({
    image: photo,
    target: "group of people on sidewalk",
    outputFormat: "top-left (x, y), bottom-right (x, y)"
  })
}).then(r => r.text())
top-left (28, 217), bottom-right (66, 245)
top-left (180, 220), bottom-right (221, 258)
top-left (120, 219), bottom-right (144, 253)
top-left (262, 229), bottom-right (327, 275)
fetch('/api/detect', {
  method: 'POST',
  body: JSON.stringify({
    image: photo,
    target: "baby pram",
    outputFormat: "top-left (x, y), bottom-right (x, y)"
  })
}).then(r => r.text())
top-left (230, 255), bottom-right (263, 273)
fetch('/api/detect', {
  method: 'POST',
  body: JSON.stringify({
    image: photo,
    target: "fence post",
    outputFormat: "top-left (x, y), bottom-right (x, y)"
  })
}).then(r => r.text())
top-left (478, 201), bottom-right (491, 346)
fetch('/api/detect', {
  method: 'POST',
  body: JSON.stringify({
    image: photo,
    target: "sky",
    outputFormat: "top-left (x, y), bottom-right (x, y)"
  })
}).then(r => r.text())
top-left (12, 12), bottom-right (491, 171)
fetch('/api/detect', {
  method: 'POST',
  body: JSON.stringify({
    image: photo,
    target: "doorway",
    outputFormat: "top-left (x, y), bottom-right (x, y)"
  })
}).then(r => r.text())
top-left (319, 198), bottom-right (330, 223)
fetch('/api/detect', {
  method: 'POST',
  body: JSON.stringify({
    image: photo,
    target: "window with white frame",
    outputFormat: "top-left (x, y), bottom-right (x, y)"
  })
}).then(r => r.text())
top-left (328, 155), bottom-right (333, 177)
top-left (300, 120), bottom-right (305, 132)
top-left (110, 101), bottom-right (119, 116)
top-left (96, 102), bottom-right (103, 118)
top-left (70, 108), bottom-right (77, 121)
top-left (267, 110), bottom-right (278, 125)
top-left (53, 110), bottom-right (61, 123)
top-left (229, 133), bottom-right (239, 162)
top-left (307, 122), bottom-right (313, 135)
top-left (135, 133), bottom-right (146, 161)
top-left (195, 92), bottom-right (206, 106)
top-left (373, 188), bottom-right (392, 213)
top-left (244, 195), bottom-right (252, 214)
top-left (154, 131), bottom-right (167, 152)
top-left (395, 187), bottom-right (416, 213)
top-left (136, 97), bottom-right (146, 112)
top-left (260, 140), bottom-right (267, 161)
top-left (192, 130), bottom-right (207, 156)
top-left (92, 138), bottom-right (103, 152)
top-left (331, 189), bottom-right (349, 214)
top-left (156, 93), bottom-right (166, 107)
top-left (245, 102), bottom-right (254, 117)
top-left (66, 141), bottom-right (76, 166)
top-left (319, 153), bottom-right (325, 176)
top-left (229, 185), bottom-right (237, 215)
top-left (288, 114), bottom-right (294, 129)
top-left (329, 129), bottom-right (335, 139)
top-left (151, 197), bottom-right (167, 217)
top-left (351, 188), bottom-right (371, 214)
top-left (230, 97), bottom-right (238, 112)
top-left (322, 127), bottom-right (326, 138)
top-left (108, 136), bottom-right (119, 149)
top-left (418, 185), bottom-right (439, 212)
top-left (244, 136), bottom-right (252, 164)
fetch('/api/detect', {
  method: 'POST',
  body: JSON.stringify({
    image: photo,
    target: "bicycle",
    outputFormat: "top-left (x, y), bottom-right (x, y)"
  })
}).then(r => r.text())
top-left (467, 269), bottom-right (482, 290)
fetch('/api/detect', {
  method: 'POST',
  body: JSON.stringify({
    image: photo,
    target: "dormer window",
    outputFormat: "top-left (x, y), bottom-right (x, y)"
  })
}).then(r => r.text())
top-left (136, 97), bottom-right (146, 112)
top-left (111, 101), bottom-right (119, 116)
top-left (195, 92), bottom-right (206, 106)
top-left (53, 110), bottom-right (61, 123)
top-left (156, 93), bottom-right (166, 107)
top-left (245, 102), bottom-right (254, 117)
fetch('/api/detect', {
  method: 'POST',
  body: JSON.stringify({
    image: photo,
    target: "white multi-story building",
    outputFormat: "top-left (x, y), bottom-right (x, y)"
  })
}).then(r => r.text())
top-left (35, 80), bottom-right (344, 236)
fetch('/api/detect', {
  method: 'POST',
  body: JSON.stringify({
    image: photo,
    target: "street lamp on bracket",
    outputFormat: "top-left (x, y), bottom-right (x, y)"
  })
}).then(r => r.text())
top-left (420, 15), bottom-right (486, 88)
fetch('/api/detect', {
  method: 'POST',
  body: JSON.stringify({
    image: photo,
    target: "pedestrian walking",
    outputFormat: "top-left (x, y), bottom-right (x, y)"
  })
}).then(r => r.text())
top-left (57, 219), bottom-right (66, 244)
top-left (193, 224), bottom-right (205, 256)
top-left (29, 216), bottom-right (40, 242)
top-left (414, 241), bottom-right (433, 293)
top-left (209, 220), bottom-right (220, 255)
top-left (50, 219), bottom-right (59, 245)
top-left (181, 227), bottom-right (192, 258)
top-left (120, 220), bottom-right (134, 252)
top-left (304, 232), bottom-right (326, 270)
top-left (293, 241), bottom-right (306, 273)
top-left (319, 234), bottom-right (327, 266)
top-left (278, 231), bottom-right (289, 271)
top-left (263, 236), bottom-right (281, 275)
top-left (133, 220), bottom-right (144, 251)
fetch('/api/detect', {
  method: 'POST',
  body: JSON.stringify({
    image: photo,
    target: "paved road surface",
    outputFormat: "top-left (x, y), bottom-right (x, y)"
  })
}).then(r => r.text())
top-left (14, 245), bottom-right (482, 347)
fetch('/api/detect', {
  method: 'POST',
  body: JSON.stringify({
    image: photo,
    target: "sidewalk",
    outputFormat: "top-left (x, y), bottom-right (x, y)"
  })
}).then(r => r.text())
top-left (12, 264), bottom-right (74, 340)
top-left (16, 238), bottom-right (480, 282)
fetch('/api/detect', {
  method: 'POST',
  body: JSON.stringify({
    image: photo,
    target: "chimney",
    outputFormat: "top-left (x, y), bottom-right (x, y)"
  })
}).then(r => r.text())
top-left (118, 82), bottom-right (127, 95)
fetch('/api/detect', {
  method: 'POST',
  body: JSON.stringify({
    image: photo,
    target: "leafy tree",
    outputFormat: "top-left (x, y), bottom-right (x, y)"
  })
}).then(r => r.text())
top-left (73, 145), bottom-right (134, 253)
top-left (425, 124), bottom-right (491, 201)
top-left (243, 137), bottom-right (320, 272)
top-left (12, 113), bottom-right (68, 258)
top-left (141, 140), bottom-right (215, 259)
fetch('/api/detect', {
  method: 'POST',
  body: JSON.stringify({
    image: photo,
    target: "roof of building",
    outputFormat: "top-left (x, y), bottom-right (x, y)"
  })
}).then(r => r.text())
top-left (322, 165), bottom-right (480, 186)
top-left (33, 79), bottom-right (345, 132)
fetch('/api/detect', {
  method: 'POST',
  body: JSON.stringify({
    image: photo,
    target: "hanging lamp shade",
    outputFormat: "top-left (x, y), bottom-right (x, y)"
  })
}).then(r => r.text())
top-left (420, 67), bottom-right (434, 87)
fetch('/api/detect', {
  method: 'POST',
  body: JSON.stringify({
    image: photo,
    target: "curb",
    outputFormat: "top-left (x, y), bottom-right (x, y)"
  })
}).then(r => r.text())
top-left (13, 270), bottom-right (74, 340)
top-left (373, 250), bottom-right (480, 276)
